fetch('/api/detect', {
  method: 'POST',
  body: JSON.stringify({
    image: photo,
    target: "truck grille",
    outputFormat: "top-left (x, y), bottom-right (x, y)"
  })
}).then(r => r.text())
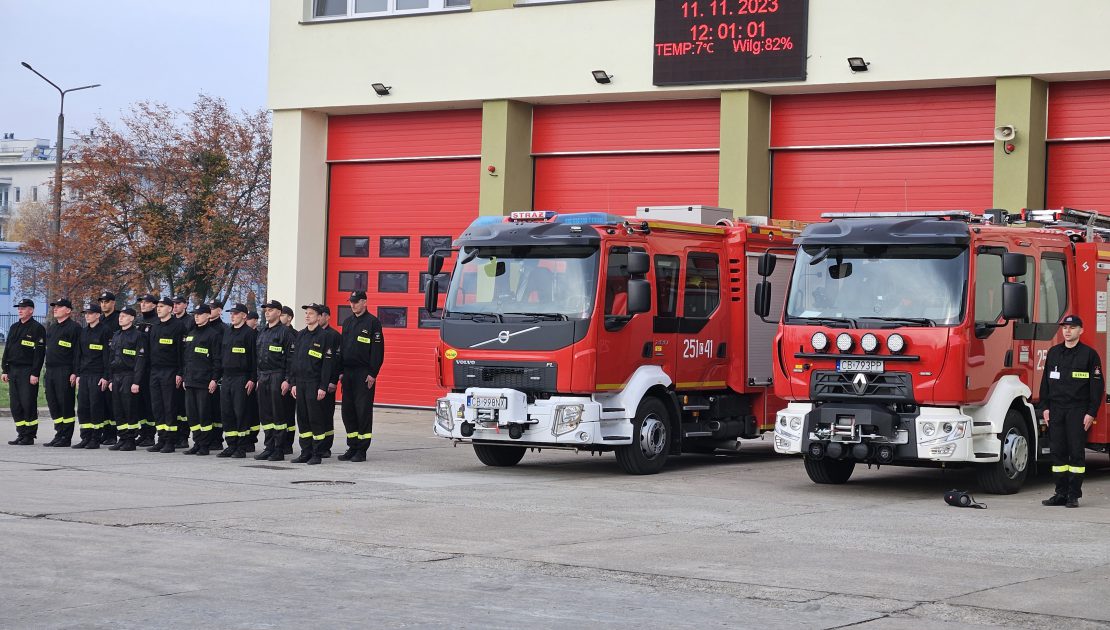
top-left (810, 371), bottom-right (914, 403)
top-left (454, 361), bottom-right (557, 392)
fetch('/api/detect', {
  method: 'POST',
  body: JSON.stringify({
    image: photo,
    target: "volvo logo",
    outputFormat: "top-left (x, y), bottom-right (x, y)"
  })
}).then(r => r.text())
top-left (852, 373), bottom-right (869, 395)
top-left (471, 326), bottom-right (541, 348)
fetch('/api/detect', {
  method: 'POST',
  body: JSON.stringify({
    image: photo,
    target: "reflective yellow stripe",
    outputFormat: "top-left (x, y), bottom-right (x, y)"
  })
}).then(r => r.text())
top-left (156, 424), bottom-right (169, 431)
top-left (312, 434), bottom-right (327, 441)
top-left (198, 424), bottom-right (213, 432)
top-left (1052, 465), bottom-right (1069, 473)
top-left (54, 417), bottom-right (76, 424)
top-left (58, 340), bottom-right (72, 348)
top-left (249, 425), bottom-right (260, 431)
top-left (14, 420), bottom-right (39, 426)
top-left (164, 426), bottom-right (178, 432)
top-left (1069, 466), bottom-right (1086, 474)
top-left (260, 423), bottom-right (275, 430)
top-left (190, 424), bottom-right (202, 431)
top-left (272, 424), bottom-right (287, 431)
top-left (212, 423), bottom-right (222, 429)
top-left (299, 431), bottom-right (313, 438)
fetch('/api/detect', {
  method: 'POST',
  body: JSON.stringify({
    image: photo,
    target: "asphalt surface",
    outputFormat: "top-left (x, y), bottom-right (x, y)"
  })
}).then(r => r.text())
top-left (1, 408), bottom-right (1108, 629)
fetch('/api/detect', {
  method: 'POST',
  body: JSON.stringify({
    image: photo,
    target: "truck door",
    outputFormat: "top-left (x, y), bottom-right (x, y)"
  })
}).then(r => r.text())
top-left (1028, 253), bottom-right (1069, 399)
top-left (595, 244), bottom-right (661, 391)
top-left (651, 254), bottom-right (682, 383)
top-left (968, 248), bottom-right (1014, 401)
top-left (675, 249), bottom-right (728, 390)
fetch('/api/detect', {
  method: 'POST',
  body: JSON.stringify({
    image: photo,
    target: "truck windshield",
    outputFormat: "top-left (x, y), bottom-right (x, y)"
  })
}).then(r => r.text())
top-left (445, 245), bottom-right (600, 320)
top-left (785, 244), bottom-right (969, 327)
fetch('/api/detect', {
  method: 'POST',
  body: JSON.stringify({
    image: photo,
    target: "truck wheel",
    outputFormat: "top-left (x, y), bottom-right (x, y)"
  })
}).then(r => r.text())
top-left (976, 410), bottom-right (1030, 495)
top-left (472, 444), bottom-right (526, 467)
top-left (615, 397), bottom-right (671, 475)
top-left (803, 456), bottom-right (855, 484)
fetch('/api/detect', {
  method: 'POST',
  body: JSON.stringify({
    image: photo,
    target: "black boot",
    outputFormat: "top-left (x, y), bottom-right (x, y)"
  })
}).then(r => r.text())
top-left (108, 440), bottom-right (125, 451)
top-left (254, 447), bottom-right (274, 461)
top-left (100, 435), bottom-right (117, 445)
top-left (84, 438), bottom-right (100, 449)
top-left (147, 440), bottom-right (165, 453)
top-left (231, 449), bottom-right (246, 459)
top-left (1041, 494), bottom-right (1067, 506)
top-left (338, 447), bottom-right (356, 461)
top-left (72, 437), bottom-right (90, 449)
top-left (307, 453), bottom-right (322, 465)
top-left (8, 436), bottom-right (24, 445)
top-left (267, 450), bottom-right (285, 461)
top-left (43, 436), bottom-right (61, 447)
top-left (195, 444), bottom-right (210, 456)
top-left (118, 439), bottom-right (136, 452)
top-left (291, 448), bottom-right (313, 464)
top-left (351, 447), bottom-right (367, 463)
top-left (160, 441), bottom-right (176, 453)
top-left (183, 443), bottom-right (200, 455)
top-left (243, 442), bottom-right (256, 453)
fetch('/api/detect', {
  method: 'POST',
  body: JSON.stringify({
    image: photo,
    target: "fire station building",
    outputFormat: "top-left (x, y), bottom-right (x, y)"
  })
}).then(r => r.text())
top-left (267, 0), bottom-right (1110, 407)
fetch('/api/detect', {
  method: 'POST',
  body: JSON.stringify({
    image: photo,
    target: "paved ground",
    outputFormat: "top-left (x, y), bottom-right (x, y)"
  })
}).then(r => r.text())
top-left (1, 408), bottom-right (1109, 629)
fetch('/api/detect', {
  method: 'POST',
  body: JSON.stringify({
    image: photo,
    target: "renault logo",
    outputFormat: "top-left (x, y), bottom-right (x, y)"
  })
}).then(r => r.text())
top-left (852, 373), bottom-right (869, 395)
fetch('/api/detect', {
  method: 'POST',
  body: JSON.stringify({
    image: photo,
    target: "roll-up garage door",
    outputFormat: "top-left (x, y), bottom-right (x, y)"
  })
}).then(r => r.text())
top-left (1047, 81), bottom-right (1110, 212)
top-left (771, 87), bottom-right (995, 222)
top-left (326, 110), bottom-right (481, 407)
top-left (532, 100), bottom-right (720, 213)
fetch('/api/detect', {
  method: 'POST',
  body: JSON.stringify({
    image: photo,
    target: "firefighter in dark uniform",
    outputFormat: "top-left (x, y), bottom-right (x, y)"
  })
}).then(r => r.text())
top-left (148, 297), bottom-right (186, 453)
top-left (3, 298), bottom-right (46, 445)
top-left (207, 301), bottom-right (228, 450)
top-left (255, 300), bottom-right (294, 461)
top-left (1039, 314), bottom-right (1103, 508)
top-left (107, 307), bottom-right (147, 452)
top-left (171, 296), bottom-right (192, 446)
top-left (338, 291), bottom-right (384, 462)
top-left (317, 306), bottom-right (341, 457)
top-left (74, 303), bottom-right (111, 449)
top-left (244, 311), bottom-right (262, 448)
top-left (279, 305), bottom-right (298, 454)
top-left (290, 303), bottom-right (337, 465)
top-left (218, 303), bottom-right (258, 458)
top-left (182, 304), bottom-right (221, 456)
top-left (134, 294), bottom-right (160, 446)
top-left (97, 291), bottom-right (122, 444)
top-left (43, 299), bottom-right (82, 447)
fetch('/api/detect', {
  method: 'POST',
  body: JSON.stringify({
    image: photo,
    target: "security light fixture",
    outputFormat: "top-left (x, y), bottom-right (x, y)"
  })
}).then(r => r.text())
top-left (371, 83), bottom-right (392, 96)
top-left (847, 57), bottom-right (870, 72)
top-left (592, 70), bottom-right (613, 84)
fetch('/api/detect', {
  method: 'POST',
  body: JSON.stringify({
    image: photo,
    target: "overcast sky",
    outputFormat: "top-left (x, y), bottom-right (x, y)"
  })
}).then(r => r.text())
top-left (1, 0), bottom-right (270, 141)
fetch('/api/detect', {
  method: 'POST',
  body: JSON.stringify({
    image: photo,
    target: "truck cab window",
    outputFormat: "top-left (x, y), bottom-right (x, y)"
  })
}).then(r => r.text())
top-left (655, 255), bottom-right (680, 318)
top-left (683, 252), bottom-right (720, 319)
top-left (974, 253), bottom-right (1004, 322)
top-left (605, 247), bottom-right (632, 317)
top-left (1038, 257), bottom-right (1068, 323)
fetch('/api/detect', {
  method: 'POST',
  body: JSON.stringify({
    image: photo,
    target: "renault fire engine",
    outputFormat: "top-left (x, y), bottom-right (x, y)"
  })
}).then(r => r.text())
top-left (426, 206), bottom-right (791, 474)
top-left (763, 209), bottom-right (1110, 494)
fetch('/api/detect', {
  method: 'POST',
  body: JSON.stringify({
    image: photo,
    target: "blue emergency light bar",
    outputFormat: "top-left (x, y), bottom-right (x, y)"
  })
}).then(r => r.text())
top-left (463, 211), bottom-right (625, 233)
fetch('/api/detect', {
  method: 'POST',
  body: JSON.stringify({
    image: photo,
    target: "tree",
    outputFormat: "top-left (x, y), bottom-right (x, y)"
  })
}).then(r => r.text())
top-left (20, 94), bottom-right (271, 305)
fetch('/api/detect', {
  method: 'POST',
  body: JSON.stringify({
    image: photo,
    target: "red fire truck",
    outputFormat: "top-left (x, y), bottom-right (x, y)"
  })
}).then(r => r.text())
top-left (762, 209), bottom-right (1110, 494)
top-left (426, 206), bottom-right (791, 474)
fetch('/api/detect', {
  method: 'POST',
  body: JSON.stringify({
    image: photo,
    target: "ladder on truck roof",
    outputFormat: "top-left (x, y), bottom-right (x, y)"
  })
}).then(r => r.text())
top-left (1023, 208), bottom-right (1110, 242)
top-left (820, 210), bottom-right (974, 221)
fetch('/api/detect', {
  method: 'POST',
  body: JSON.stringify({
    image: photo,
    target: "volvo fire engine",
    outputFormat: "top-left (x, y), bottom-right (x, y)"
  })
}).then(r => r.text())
top-left (763, 209), bottom-right (1110, 494)
top-left (426, 206), bottom-right (791, 474)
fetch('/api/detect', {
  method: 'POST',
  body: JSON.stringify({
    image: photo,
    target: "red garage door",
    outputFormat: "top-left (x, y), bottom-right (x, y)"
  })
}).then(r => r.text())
top-left (771, 87), bottom-right (995, 222)
top-left (532, 100), bottom-right (720, 214)
top-left (1047, 81), bottom-right (1110, 212)
top-left (327, 111), bottom-right (482, 407)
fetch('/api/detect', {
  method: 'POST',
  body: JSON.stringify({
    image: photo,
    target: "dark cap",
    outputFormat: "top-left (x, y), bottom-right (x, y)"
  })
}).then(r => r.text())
top-left (119, 307), bottom-right (137, 317)
top-left (228, 303), bottom-right (248, 315)
top-left (98, 291), bottom-right (116, 302)
top-left (82, 303), bottom-right (102, 314)
top-left (349, 291), bottom-right (367, 302)
top-left (139, 293), bottom-right (158, 304)
top-left (281, 305), bottom-right (294, 317)
top-left (158, 296), bottom-right (175, 307)
top-left (172, 295), bottom-right (188, 304)
top-left (261, 299), bottom-right (282, 310)
top-left (208, 301), bottom-right (223, 310)
top-left (191, 304), bottom-right (212, 315)
top-left (15, 298), bottom-right (35, 308)
top-left (301, 303), bottom-right (327, 315)
top-left (50, 298), bottom-right (73, 309)
top-left (247, 311), bottom-right (259, 321)
top-left (1061, 314), bottom-right (1084, 327)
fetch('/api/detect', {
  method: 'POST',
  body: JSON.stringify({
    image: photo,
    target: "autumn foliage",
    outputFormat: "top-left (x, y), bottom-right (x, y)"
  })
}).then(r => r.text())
top-left (19, 95), bottom-right (271, 306)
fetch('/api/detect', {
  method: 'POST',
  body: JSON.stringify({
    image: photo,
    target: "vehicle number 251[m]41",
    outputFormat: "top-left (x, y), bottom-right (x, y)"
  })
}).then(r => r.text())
top-left (683, 338), bottom-right (713, 359)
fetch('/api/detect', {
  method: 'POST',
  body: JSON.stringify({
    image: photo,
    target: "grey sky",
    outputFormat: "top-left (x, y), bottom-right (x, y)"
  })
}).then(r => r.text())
top-left (1, 0), bottom-right (270, 141)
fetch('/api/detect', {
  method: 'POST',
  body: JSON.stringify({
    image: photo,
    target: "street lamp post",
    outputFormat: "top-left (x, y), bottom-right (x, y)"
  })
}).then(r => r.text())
top-left (20, 61), bottom-right (99, 307)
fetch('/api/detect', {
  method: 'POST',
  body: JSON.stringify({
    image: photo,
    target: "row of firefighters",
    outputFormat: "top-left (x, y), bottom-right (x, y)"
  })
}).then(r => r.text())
top-left (1, 291), bottom-right (384, 466)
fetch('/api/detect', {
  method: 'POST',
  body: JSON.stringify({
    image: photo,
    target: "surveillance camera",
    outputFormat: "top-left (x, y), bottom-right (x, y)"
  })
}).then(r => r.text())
top-left (993, 125), bottom-right (1017, 142)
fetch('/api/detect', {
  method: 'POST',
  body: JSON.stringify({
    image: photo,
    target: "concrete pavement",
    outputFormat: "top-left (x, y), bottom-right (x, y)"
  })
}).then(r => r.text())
top-left (1, 408), bottom-right (1108, 629)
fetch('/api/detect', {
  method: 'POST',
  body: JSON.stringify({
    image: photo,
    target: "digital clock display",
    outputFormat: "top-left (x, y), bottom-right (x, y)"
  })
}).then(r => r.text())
top-left (653, 0), bottom-right (809, 86)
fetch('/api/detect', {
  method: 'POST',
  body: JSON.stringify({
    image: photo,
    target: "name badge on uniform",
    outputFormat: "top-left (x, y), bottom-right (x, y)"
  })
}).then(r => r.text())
top-left (357, 336), bottom-right (372, 344)
top-left (58, 340), bottom-right (72, 348)
top-left (122, 349), bottom-right (137, 356)
top-left (1073, 371), bottom-right (1090, 379)
top-left (308, 350), bottom-right (323, 359)
top-left (184, 336), bottom-right (194, 342)
top-left (195, 347), bottom-right (209, 355)
top-left (159, 338), bottom-right (174, 345)
top-left (20, 339), bottom-right (34, 348)
top-left (232, 346), bottom-right (246, 354)
top-left (88, 343), bottom-right (104, 351)
top-left (268, 345), bottom-right (283, 353)
top-left (1049, 370), bottom-right (1061, 380)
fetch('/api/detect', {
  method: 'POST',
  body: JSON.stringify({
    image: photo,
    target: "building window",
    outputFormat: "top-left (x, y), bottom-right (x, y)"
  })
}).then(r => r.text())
top-left (338, 271), bottom-right (368, 292)
top-left (0, 266), bottom-right (9, 295)
top-left (420, 236), bottom-right (452, 258)
top-left (31, 186), bottom-right (38, 202)
top-left (380, 236), bottom-right (410, 258)
top-left (378, 271), bottom-right (409, 293)
top-left (378, 306), bottom-right (408, 328)
top-left (13, 187), bottom-right (19, 203)
top-left (339, 236), bottom-right (370, 257)
top-left (419, 272), bottom-right (450, 292)
top-left (418, 307), bottom-right (443, 329)
top-left (336, 304), bottom-right (353, 324)
top-left (312, 0), bottom-right (469, 19)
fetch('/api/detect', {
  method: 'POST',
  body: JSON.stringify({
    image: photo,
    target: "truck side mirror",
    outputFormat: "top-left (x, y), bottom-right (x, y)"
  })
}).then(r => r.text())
top-left (1001, 281), bottom-right (1028, 321)
top-left (627, 251), bottom-right (650, 276)
top-left (428, 253), bottom-right (445, 276)
top-left (424, 280), bottom-right (439, 314)
top-left (754, 280), bottom-right (772, 319)
top-left (627, 279), bottom-right (651, 314)
top-left (1002, 252), bottom-right (1026, 278)
top-left (757, 252), bottom-right (777, 277)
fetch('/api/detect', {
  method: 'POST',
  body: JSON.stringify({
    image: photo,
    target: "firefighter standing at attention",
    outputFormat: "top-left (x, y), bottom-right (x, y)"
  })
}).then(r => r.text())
top-left (3, 298), bottom-right (46, 445)
top-left (42, 299), bottom-right (82, 447)
top-left (1039, 314), bottom-right (1103, 508)
top-left (338, 290), bottom-right (384, 462)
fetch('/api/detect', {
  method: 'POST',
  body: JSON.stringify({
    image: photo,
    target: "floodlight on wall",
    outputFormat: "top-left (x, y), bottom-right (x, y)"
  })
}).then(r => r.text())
top-left (847, 57), bottom-right (870, 72)
top-left (592, 70), bottom-right (613, 84)
top-left (371, 83), bottom-right (392, 96)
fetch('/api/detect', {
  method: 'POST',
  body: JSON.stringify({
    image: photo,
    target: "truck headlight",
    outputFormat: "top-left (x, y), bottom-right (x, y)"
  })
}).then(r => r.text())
top-left (552, 404), bottom-right (584, 436)
top-left (860, 333), bottom-right (879, 354)
top-left (788, 415), bottom-right (803, 431)
top-left (921, 422), bottom-right (936, 437)
top-left (435, 399), bottom-right (454, 432)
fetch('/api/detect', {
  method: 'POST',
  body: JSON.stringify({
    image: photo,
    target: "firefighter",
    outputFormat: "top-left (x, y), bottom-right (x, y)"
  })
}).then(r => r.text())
top-left (182, 304), bottom-right (221, 456)
top-left (218, 303), bottom-right (258, 458)
top-left (107, 307), bottom-right (147, 452)
top-left (171, 296), bottom-right (191, 446)
top-left (207, 301), bottom-right (228, 450)
top-left (246, 311), bottom-right (260, 330)
top-left (43, 299), bottom-right (82, 447)
top-left (74, 303), bottom-right (110, 449)
top-left (244, 311), bottom-right (262, 447)
top-left (148, 297), bottom-right (186, 453)
top-left (173, 295), bottom-right (195, 332)
top-left (317, 306), bottom-right (341, 457)
top-left (255, 300), bottom-right (294, 461)
top-left (279, 305), bottom-right (297, 454)
top-left (97, 291), bottom-right (121, 445)
top-left (338, 291), bottom-right (384, 462)
top-left (3, 298), bottom-right (45, 445)
top-left (279, 305), bottom-right (295, 329)
top-left (1039, 314), bottom-right (1103, 508)
top-left (134, 294), bottom-right (159, 446)
top-left (289, 303), bottom-right (337, 465)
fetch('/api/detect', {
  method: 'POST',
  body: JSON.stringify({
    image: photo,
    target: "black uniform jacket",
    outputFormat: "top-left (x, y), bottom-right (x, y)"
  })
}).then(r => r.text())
top-left (78, 321), bottom-right (111, 379)
top-left (45, 317), bottom-right (82, 374)
top-left (148, 316), bottom-right (186, 371)
top-left (1039, 341), bottom-right (1104, 417)
top-left (181, 322), bottom-right (222, 387)
top-left (257, 323), bottom-right (294, 377)
top-left (289, 325), bottom-right (337, 385)
top-left (2, 318), bottom-right (46, 374)
top-left (339, 312), bottom-right (385, 378)
top-left (220, 323), bottom-right (258, 380)
top-left (109, 326), bottom-right (148, 380)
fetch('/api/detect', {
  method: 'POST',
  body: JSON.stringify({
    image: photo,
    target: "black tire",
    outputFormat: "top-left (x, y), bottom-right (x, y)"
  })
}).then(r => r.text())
top-left (803, 455), bottom-right (855, 484)
top-left (615, 397), bottom-right (671, 475)
top-left (976, 410), bottom-right (1031, 495)
top-left (472, 443), bottom-right (526, 467)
